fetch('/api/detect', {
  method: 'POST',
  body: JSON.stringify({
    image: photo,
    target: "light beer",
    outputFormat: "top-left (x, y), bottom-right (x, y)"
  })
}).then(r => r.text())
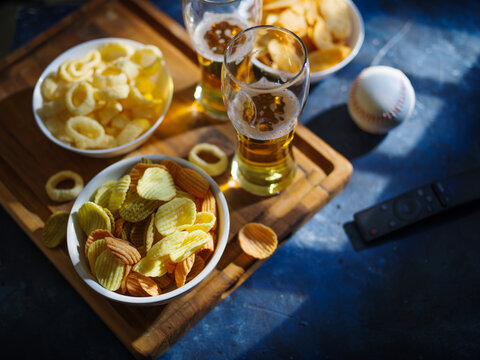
top-left (228, 83), bottom-right (301, 195)
top-left (192, 13), bottom-right (249, 120)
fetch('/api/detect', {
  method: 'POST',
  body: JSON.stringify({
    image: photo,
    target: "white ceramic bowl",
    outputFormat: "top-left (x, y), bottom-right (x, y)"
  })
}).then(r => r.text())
top-left (67, 155), bottom-right (230, 305)
top-left (310, 0), bottom-right (365, 83)
top-left (32, 38), bottom-right (174, 158)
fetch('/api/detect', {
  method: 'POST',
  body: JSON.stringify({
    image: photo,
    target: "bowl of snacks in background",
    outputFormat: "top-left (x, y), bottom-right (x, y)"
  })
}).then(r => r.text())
top-left (262, 0), bottom-right (364, 82)
top-left (32, 38), bottom-right (174, 158)
top-left (66, 154), bottom-right (230, 305)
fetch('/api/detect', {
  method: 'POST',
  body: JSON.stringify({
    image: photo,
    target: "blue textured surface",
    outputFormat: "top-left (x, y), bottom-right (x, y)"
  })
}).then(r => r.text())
top-left (2, 0), bottom-right (480, 359)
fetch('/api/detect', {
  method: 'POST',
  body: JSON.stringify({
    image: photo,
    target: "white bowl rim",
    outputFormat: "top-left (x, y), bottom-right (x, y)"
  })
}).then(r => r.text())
top-left (32, 37), bottom-right (174, 157)
top-left (310, 0), bottom-right (365, 82)
top-left (67, 154), bottom-right (230, 305)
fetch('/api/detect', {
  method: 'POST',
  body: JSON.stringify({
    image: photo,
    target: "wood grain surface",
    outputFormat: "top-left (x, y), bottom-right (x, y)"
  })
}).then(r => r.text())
top-left (0, 0), bottom-right (353, 358)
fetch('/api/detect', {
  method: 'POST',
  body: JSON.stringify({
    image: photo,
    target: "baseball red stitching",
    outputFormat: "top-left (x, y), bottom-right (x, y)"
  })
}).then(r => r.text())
top-left (350, 71), bottom-right (406, 124)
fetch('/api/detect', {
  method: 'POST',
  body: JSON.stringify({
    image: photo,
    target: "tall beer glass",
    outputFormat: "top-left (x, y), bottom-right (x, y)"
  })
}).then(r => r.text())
top-left (182, 0), bottom-right (261, 121)
top-left (222, 26), bottom-right (310, 195)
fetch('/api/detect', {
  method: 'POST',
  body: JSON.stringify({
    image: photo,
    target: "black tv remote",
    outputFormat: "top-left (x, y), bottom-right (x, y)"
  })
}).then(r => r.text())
top-left (354, 167), bottom-right (480, 242)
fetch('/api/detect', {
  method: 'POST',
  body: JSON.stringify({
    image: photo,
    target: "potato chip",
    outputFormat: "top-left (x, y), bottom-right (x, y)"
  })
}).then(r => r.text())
top-left (153, 274), bottom-right (172, 289)
top-left (154, 198), bottom-right (196, 236)
top-left (177, 212), bottom-right (216, 233)
top-left (126, 271), bottom-right (161, 296)
top-left (87, 238), bottom-right (108, 276)
top-left (105, 236), bottom-right (142, 265)
top-left (188, 143), bottom-right (228, 176)
top-left (119, 191), bottom-right (160, 223)
top-left (42, 211), bottom-right (69, 248)
top-left (186, 255), bottom-right (206, 282)
top-left (169, 230), bottom-right (210, 263)
top-left (137, 167), bottom-right (176, 201)
top-left (66, 116), bottom-right (105, 149)
top-left (108, 174), bottom-right (131, 212)
top-left (144, 214), bottom-right (156, 253)
top-left (201, 189), bottom-right (217, 219)
top-left (129, 219), bottom-right (148, 251)
top-left (174, 253), bottom-right (195, 288)
top-left (318, 0), bottom-right (352, 40)
top-left (132, 255), bottom-right (170, 277)
top-left (85, 228), bottom-right (113, 257)
top-left (147, 231), bottom-right (189, 259)
top-left (78, 201), bottom-right (112, 235)
top-left (103, 206), bottom-right (115, 231)
top-left (196, 232), bottom-right (216, 262)
top-left (238, 223), bottom-right (278, 259)
top-left (95, 249), bottom-right (125, 291)
top-left (65, 81), bottom-right (96, 115)
top-left (45, 170), bottom-right (84, 202)
top-left (175, 167), bottom-right (210, 199)
top-left (119, 264), bottom-right (132, 294)
top-left (175, 187), bottom-right (196, 202)
top-left (263, 0), bottom-right (297, 10)
top-left (114, 218), bottom-right (126, 238)
top-left (92, 180), bottom-right (116, 208)
top-left (159, 159), bottom-right (182, 177)
top-left (129, 163), bottom-right (164, 192)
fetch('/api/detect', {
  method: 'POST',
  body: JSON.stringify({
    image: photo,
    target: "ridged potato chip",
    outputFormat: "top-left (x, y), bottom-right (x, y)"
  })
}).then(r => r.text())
top-left (105, 236), bottom-right (142, 265)
top-left (108, 174), bottom-right (131, 212)
top-left (147, 231), bottom-right (189, 259)
top-left (45, 170), bottom-right (84, 202)
top-left (78, 201), bottom-right (112, 236)
top-left (186, 255), bottom-right (206, 282)
top-left (126, 272), bottom-right (161, 296)
top-left (119, 264), bottom-right (132, 295)
top-left (144, 214), bottom-right (156, 253)
top-left (42, 211), bottom-right (69, 248)
top-left (92, 180), bottom-right (116, 208)
top-left (85, 228), bottom-right (113, 256)
top-left (174, 253), bottom-right (195, 288)
top-left (160, 159), bottom-right (183, 178)
top-left (132, 255), bottom-right (170, 277)
top-left (87, 238), bottom-right (108, 276)
top-left (195, 231), bottom-right (216, 262)
top-left (154, 198), bottom-right (196, 236)
top-left (95, 249), bottom-right (125, 291)
top-left (137, 167), bottom-right (176, 201)
top-left (129, 218), bottom-right (149, 253)
top-left (119, 191), bottom-right (160, 223)
top-left (188, 143), bottom-right (228, 176)
top-left (175, 167), bottom-right (210, 199)
top-left (238, 223), bottom-right (278, 259)
top-left (178, 212), bottom-right (216, 233)
top-left (169, 230), bottom-right (210, 263)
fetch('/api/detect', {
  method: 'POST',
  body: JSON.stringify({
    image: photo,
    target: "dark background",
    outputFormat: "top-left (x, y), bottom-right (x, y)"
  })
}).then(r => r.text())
top-left (1, 0), bottom-right (479, 359)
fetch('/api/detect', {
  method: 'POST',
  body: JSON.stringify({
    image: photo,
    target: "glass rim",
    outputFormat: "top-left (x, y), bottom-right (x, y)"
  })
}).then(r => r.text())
top-left (223, 25), bottom-right (309, 92)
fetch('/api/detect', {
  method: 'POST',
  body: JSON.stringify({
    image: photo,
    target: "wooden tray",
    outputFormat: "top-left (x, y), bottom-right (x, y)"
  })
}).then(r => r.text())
top-left (0, 0), bottom-right (353, 358)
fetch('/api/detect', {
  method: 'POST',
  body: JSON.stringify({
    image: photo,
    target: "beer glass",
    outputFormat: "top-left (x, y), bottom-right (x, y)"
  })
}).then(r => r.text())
top-left (222, 25), bottom-right (310, 195)
top-left (182, 0), bottom-right (262, 121)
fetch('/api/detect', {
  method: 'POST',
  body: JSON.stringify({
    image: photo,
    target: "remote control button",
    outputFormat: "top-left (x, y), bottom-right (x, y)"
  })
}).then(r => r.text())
top-left (380, 204), bottom-right (388, 211)
top-left (426, 195), bottom-right (433, 202)
top-left (394, 197), bottom-right (422, 220)
top-left (388, 220), bottom-right (397, 228)
top-left (417, 189), bottom-right (424, 196)
top-left (369, 228), bottom-right (377, 236)
top-left (426, 205), bottom-right (433, 212)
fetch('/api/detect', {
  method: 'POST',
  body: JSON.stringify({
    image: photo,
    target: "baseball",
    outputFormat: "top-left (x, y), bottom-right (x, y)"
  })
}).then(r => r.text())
top-left (347, 66), bottom-right (415, 134)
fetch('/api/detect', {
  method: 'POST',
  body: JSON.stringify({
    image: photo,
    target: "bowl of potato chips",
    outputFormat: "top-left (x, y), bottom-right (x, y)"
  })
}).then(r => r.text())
top-left (262, 0), bottom-right (364, 82)
top-left (33, 38), bottom-right (174, 158)
top-left (67, 154), bottom-right (230, 305)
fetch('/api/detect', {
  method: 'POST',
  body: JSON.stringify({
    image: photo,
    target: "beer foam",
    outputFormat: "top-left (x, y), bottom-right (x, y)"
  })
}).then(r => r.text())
top-left (193, 12), bottom-right (250, 62)
top-left (228, 78), bottom-right (301, 141)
